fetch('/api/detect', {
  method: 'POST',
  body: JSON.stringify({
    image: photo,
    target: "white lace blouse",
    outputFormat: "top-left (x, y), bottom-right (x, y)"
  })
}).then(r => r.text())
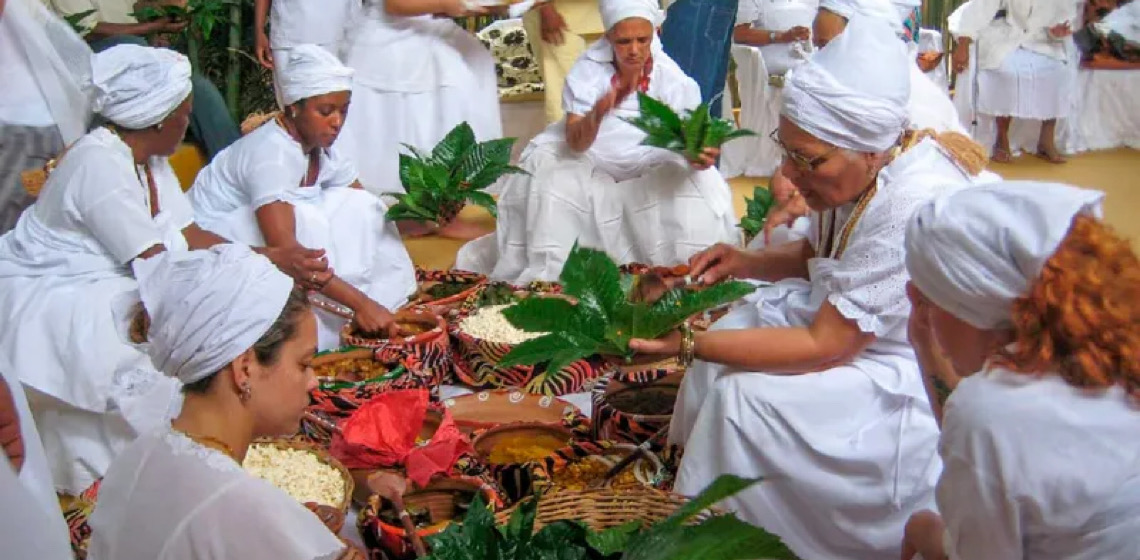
top-left (88, 428), bottom-right (345, 560)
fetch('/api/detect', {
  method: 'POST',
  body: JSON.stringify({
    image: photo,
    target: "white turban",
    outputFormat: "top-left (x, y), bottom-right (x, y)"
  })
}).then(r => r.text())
top-left (278, 44), bottom-right (354, 106)
top-left (1099, 1), bottom-right (1140, 45)
top-left (819, 0), bottom-right (905, 34)
top-left (905, 182), bottom-right (1105, 330)
top-left (134, 245), bottom-right (296, 384)
top-left (601, 0), bottom-right (664, 31)
top-left (782, 14), bottom-right (910, 152)
top-left (91, 44), bottom-right (192, 129)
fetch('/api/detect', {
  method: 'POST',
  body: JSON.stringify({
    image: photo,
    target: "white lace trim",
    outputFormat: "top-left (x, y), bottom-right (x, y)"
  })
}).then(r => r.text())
top-left (162, 428), bottom-right (243, 474)
top-left (111, 367), bottom-right (161, 399)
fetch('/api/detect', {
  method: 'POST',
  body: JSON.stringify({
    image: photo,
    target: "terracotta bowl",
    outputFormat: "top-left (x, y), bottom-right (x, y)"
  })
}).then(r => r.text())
top-left (442, 390), bottom-right (579, 434)
top-left (366, 476), bottom-right (500, 560)
top-left (591, 372), bottom-right (683, 445)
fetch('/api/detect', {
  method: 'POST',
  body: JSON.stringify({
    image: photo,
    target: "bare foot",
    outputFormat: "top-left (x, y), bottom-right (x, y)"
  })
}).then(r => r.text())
top-left (1036, 144), bottom-right (1067, 164)
top-left (991, 145), bottom-right (1013, 164)
top-left (435, 217), bottom-right (493, 240)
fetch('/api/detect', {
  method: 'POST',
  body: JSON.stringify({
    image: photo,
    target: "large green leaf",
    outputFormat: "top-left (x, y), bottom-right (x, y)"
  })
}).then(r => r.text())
top-left (624, 93), bottom-right (754, 161)
top-left (637, 282), bottom-right (756, 340)
top-left (586, 521), bottom-right (642, 556)
top-left (498, 332), bottom-right (598, 374)
top-left (524, 522), bottom-right (591, 560)
top-left (683, 105), bottom-right (709, 160)
top-left (662, 475), bottom-right (761, 529)
top-left (501, 297), bottom-right (580, 333)
top-left (431, 121), bottom-right (478, 165)
top-left (458, 138), bottom-right (520, 190)
top-left (624, 515), bottom-right (797, 560)
top-left (738, 186), bottom-right (776, 238)
top-left (425, 492), bottom-right (499, 560)
top-left (465, 190), bottom-right (498, 218)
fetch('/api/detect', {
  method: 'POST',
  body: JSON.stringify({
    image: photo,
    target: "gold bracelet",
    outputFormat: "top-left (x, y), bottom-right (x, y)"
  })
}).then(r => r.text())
top-left (678, 323), bottom-right (695, 368)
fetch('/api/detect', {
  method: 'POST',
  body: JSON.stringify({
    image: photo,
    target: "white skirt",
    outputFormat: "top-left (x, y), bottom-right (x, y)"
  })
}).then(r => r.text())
top-left (458, 143), bottom-right (737, 284)
top-left (335, 33), bottom-right (502, 197)
top-left (977, 48), bottom-right (1072, 120)
top-left (196, 188), bottom-right (416, 350)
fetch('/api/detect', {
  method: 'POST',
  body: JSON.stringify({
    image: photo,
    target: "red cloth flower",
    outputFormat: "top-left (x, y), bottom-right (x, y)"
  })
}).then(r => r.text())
top-left (330, 389), bottom-right (472, 487)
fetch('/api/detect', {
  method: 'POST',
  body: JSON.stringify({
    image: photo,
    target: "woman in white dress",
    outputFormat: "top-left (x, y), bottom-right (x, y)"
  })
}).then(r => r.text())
top-left (189, 45), bottom-right (417, 350)
top-left (755, 0), bottom-right (967, 250)
top-left (949, 0), bottom-right (1078, 163)
top-left (89, 245), bottom-right (363, 560)
top-left (254, 0), bottom-right (357, 108)
top-left (456, 0), bottom-right (737, 283)
top-left (628, 16), bottom-right (991, 560)
top-left (0, 45), bottom-right (330, 495)
top-left (334, 0), bottom-right (502, 198)
top-left (720, 0), bottom-right (817, 179)
top-left (899, 182), bottom-right (1140, 559)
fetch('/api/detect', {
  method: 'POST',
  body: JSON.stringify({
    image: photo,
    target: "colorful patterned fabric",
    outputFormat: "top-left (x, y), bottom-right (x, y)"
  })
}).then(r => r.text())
top-left (62, 479), bottom-right (102, 559)
top-left (591, 374), bottom-right (680, 447)
top-left (902, 7), bottom-right (921, 44)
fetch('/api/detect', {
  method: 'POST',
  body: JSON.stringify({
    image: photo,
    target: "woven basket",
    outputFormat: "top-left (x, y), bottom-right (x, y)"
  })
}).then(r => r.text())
top-left (450, 286), bottom-right (610, 396)
top-left (591, 372), bottom-right (683, 445)
top-left (341, 308), bottom-right (453, 388)
top-left (493, 485), bottom-right (716, 531)
top-left (360, 475), bottom-right (502, 560)
top-left (412, 268), bottom-right (487, 310)
top-left (248, 437), bottom-right (355, 514)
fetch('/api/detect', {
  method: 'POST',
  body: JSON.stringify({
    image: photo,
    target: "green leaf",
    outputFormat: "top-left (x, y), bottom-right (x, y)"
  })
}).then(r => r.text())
top-left (431, 122), bottom-right (478, 165)
top-left (498, 332), bottom-right (598, 374)
top-left (62, 9), bottom-right (98, 34)
top-left (524, 521), bottom-right (590, 560)
top-left (630, 281), bottom-right (756, 341)
top-left (465, 190), bottom-right (498, 218)
top-left (683, 104), bottom-right (709, 160)
top-left (497, 495), bottom-right (537, 557)
top-left (634, 92), bottom-right (684, 135)
top-left (458, 137), bottom-right (518, 190)
top-left (673, 516), bottom-right (798, 560)
top-left (661, 475), bottom-right (761, 529)
top-left (558, 243), bottom-right (623, 318)
top-left (501, 297), bottom-right (581, 333)
top-left (585, 521), bottom-right (642, 556)
top-left (425, 492), bottom-right (499, 560)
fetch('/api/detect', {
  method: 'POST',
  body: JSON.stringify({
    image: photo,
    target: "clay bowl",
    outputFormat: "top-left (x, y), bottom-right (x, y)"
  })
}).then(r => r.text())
top-left (591, 371), bottom-right (683, 445)
top-left (443, 390), bottom-right (579, 435)
top-left (368, 476), bottom-right (500, 560)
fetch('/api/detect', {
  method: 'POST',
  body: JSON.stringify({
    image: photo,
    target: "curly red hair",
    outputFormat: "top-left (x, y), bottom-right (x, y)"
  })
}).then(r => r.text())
top-left (994, 215), bottom-right (1140, 398)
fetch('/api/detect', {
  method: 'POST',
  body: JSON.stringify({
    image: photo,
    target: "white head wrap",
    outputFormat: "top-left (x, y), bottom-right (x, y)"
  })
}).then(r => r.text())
top-left (133, 245), bottom-right (296, 384)
top-left (819, 0), bottom-right (905, 34)
top-left (905, 182), bottom-right (1106, 330)
top-left (278, 44), bottom-right (354, 106)
top-left (782, 14), bottom-right (910, 152)
top-left (91, 44), bottom-right (192, 129)
top-left (600, 0), bottom-right (664, 31)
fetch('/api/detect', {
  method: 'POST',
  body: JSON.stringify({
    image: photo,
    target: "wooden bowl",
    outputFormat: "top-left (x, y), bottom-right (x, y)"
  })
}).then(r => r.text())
top-left (591, 372), bottom-right (682, 445)
top-left (472, 422), bottom-right (575, 502)
top-left (340, 308), bottom-right (453, 389)
top-left (442, 390), bottom-right (580, 434)
top-left (365, 476), bottom-right (500, 560)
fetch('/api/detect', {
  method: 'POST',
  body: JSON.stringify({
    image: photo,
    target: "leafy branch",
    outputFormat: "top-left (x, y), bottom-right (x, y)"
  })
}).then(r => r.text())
top-left (424, 474), bottom-right (798, 560)
top-left (498, 243), bottom-right (755, 374)
top-left (738, 186), bottom-right (776, 243)
top-left (624, 93), bottom-right (756, 161)
top-left (386, 123), bottom-right (526, 225)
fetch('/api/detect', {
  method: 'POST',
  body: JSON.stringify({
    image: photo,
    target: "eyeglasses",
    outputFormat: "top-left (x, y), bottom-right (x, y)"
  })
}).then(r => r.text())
top-left (770, 129), bottom-right (839, 172)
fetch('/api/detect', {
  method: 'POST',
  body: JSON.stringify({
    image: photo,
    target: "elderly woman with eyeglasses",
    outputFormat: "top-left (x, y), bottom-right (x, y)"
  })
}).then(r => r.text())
top-left (628, 15), bottom-right (994, 560)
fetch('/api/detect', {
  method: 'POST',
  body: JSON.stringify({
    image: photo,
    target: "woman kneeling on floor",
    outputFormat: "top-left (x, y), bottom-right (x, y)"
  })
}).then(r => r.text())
top-left (89, 245), bottom-right (364, 559)
top-left (901, 182), bottom-right (1140, 559)
top-left (189, 45), bottom-right (417, 349)
top-left (627, 15), bottom-right (994, 560)
top-left (456, 0), bottom-right (738, 284)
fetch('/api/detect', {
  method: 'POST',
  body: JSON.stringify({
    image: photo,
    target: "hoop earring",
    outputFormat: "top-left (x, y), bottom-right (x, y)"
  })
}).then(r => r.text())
top-left (240, 381), bottom-right (252, 403)
top-left (155, 123), bottom-right (164, 132)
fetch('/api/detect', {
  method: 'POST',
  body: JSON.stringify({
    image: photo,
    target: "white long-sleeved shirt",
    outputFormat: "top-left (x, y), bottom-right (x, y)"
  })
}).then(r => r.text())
top-left (937, 366), bottom-right (1140, 560)
top-left (948, 0), bottom-right (1079, 69)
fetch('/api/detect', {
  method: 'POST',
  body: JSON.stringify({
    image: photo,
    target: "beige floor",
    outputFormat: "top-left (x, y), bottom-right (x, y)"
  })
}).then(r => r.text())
top-left (406, 148), bottom-right (1140, 270)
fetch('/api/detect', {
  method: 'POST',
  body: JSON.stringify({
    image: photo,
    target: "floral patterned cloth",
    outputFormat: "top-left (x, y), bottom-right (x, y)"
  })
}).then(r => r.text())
top-left (477, 19), bottom-right (546, 97)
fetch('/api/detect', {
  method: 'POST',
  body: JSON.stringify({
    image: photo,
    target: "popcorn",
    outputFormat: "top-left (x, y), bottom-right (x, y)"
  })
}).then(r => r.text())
top-left (459, 304), bottom-right (548, 345)
top-left (243, 444), bottom-right (345, 507)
